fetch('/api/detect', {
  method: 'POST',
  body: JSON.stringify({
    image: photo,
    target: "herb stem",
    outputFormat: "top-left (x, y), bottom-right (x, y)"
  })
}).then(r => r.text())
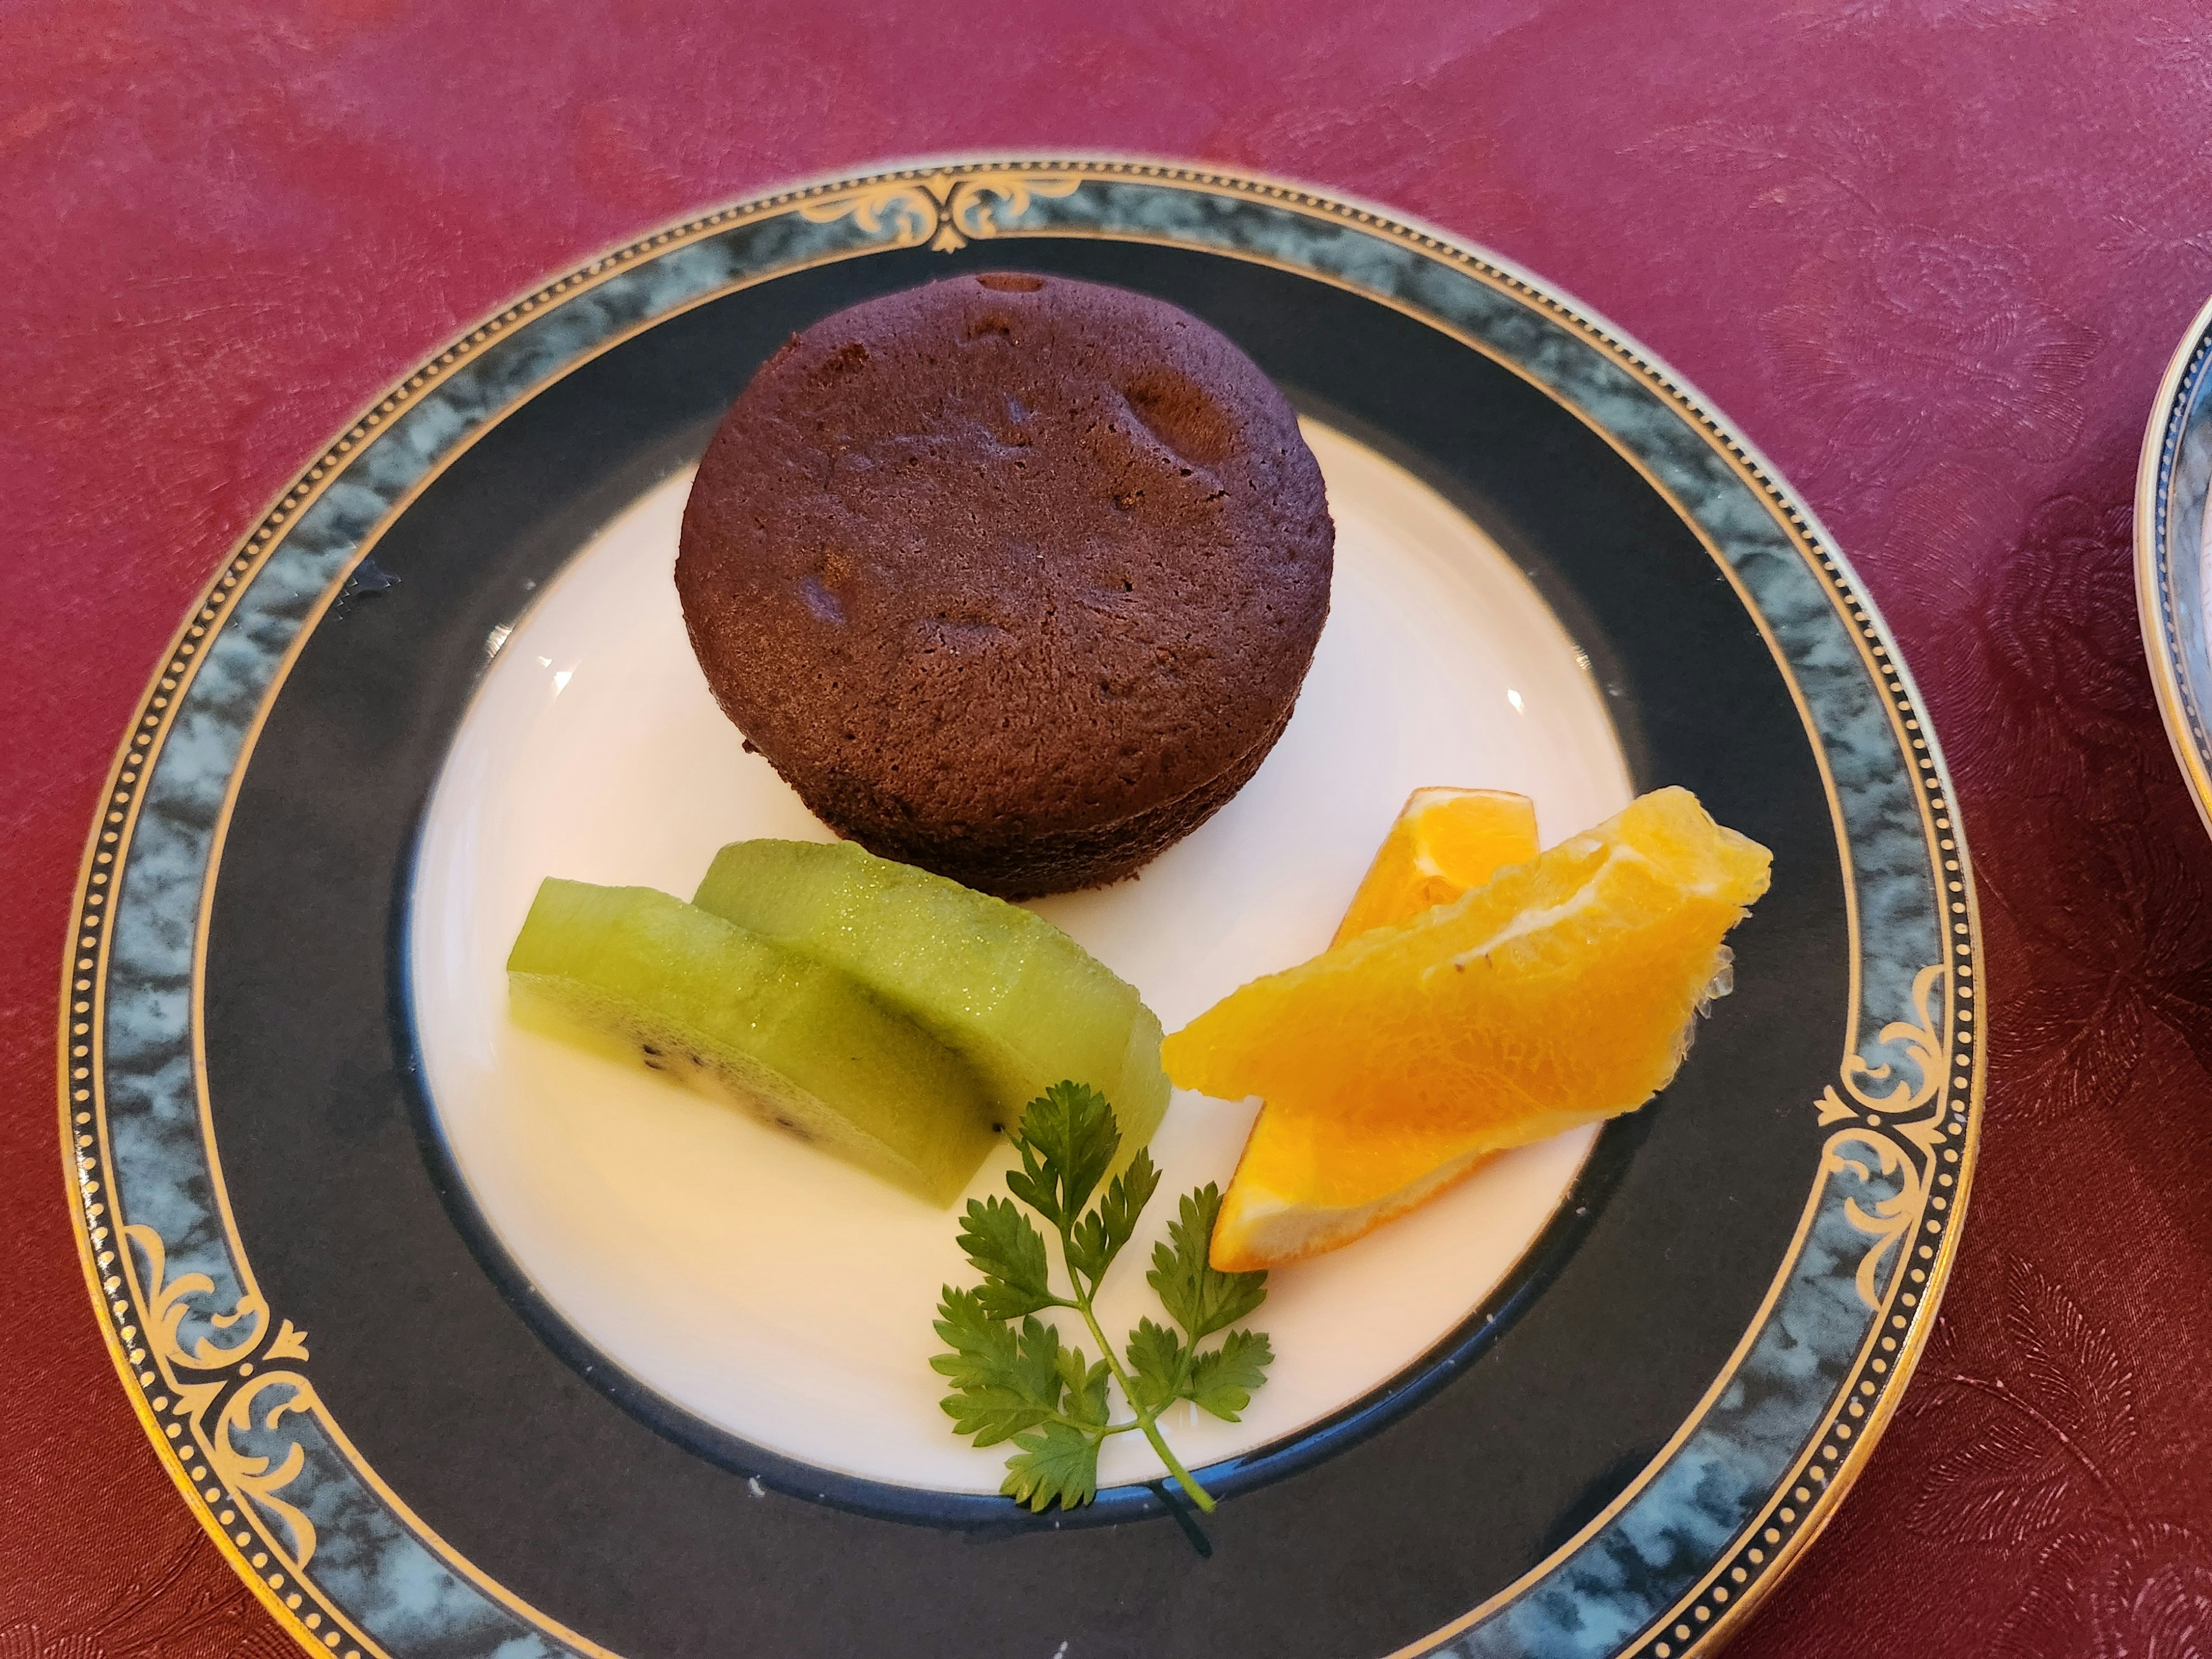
top-left (1060, 1223), bottom-right (1218, 1514)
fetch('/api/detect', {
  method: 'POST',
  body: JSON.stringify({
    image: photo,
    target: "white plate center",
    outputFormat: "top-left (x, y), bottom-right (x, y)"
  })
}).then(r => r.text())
top-left (407, 418), bottom-right (1635, 1495)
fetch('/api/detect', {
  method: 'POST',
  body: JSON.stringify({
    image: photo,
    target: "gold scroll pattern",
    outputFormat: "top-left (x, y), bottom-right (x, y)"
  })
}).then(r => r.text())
top-left (1812, 964), bottom-right (1950, 1309)
top-left (798, 168), bottom-right (1081, 252)
top-left (123, 1222), bottom-right (321, 1569)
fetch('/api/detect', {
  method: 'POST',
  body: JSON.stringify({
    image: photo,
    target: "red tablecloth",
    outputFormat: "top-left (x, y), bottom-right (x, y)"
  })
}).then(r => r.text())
top-left (10, 4), bottom-right (2212, 1654)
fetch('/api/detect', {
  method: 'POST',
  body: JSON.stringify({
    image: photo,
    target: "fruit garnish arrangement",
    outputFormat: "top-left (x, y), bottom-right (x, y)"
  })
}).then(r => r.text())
top-left (503, 272), bottom-right (1774, 1512)
top-left (509, 840), bottom-right (1166, 1206)
top-left (1179, 785), bottom-right (1771, 1272)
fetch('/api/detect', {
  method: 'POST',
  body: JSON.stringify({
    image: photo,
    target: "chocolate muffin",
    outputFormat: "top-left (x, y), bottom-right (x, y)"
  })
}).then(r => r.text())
top-left (675, 271), bottom-right (1334, 898)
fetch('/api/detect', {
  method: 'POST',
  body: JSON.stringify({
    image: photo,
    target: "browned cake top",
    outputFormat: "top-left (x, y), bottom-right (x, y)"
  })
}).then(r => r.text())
top-left (676, 271), bottom-right (1333, 850)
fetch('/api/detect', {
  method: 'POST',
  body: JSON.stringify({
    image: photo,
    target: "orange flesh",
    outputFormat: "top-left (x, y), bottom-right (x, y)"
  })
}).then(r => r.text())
top-left (1331, 788), bottom-right (1540, 945)
top-left (1176, 787), bottom-right (1771, 1270)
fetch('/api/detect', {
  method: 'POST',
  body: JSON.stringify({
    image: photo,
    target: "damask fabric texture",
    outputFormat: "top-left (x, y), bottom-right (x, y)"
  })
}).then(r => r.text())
top-left (5, 2), bottom-right (2212, 1656)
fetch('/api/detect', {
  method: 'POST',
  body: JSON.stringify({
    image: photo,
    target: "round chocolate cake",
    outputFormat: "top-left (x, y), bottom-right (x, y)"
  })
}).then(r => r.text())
top-left (676, 271), bottom-right (1334, 897)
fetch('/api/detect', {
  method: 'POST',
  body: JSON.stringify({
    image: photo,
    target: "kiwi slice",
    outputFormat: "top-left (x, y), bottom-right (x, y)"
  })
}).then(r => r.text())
top-left (691, 840), bottom-right (1171, 1161)
top-left (506, 878), bottom-right (998, 1206)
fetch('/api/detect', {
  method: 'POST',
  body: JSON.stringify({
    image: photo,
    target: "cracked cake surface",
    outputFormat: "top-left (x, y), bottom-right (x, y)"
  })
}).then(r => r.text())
top-left (676, 270), bottom-right (1335, 897)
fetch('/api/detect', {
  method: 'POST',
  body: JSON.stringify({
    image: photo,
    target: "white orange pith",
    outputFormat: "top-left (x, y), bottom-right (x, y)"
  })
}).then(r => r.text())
top-left (1169, 787), bottom-right (1772, 1271)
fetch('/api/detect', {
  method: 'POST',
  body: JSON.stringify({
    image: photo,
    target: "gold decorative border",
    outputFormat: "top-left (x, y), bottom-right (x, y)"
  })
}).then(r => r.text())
top-left (126, 1225), bottom-right (326, 1578)
top-left (58, 157), bottom-right (1986, 1659)
top-left (798, 167), bottom-right (1081, 250)
top-left (1819, 963), bottom-right (1951, 1309)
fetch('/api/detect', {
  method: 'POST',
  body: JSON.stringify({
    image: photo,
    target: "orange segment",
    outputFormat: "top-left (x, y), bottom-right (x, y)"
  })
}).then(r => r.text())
top-left (1210, 786), bottom-right (1540, 1270)
top-left (1332, 788), bottom-right (1539, 945)
top-left (1173, 787), bottom-right (1772, 1270)
top-left (1206, 1112), bottom-right (1505, 1272)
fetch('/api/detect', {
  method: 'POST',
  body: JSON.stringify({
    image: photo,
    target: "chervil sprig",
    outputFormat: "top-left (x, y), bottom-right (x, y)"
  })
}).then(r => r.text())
top-left (931, 1081), bottom-right (1272, 1513)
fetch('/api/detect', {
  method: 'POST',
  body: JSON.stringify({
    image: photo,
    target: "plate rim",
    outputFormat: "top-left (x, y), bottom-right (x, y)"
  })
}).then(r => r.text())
top-left (59, 154), bottom-right (1986, 1659)
top-left (2134, 287), bottom-right (2212, 842)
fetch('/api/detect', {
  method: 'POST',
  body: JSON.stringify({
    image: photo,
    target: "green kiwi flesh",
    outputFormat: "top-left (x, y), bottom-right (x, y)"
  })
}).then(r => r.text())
top-left (506, 878), bottom-right (998, 1206)
top-left (691, 840), bottom-right (1171, 1162)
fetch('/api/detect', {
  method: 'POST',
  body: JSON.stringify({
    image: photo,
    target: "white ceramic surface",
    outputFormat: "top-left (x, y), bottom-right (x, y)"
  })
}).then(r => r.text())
top-left (407, 418), bottom-right (1636, 1494)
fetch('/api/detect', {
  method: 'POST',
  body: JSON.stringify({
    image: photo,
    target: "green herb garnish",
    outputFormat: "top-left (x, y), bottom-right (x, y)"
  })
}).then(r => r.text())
top-left (931, 1081), bottom-right (1272, 1513)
